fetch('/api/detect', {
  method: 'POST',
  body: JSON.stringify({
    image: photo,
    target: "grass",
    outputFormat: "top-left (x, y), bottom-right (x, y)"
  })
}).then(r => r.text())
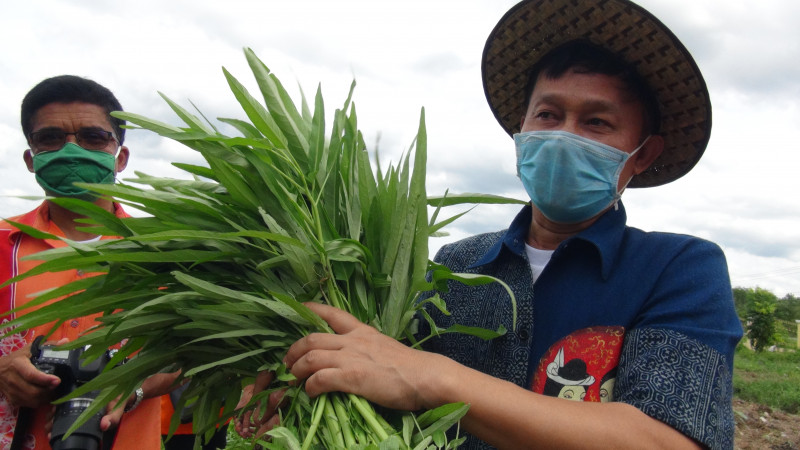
top-left (733, 346), bottom-right (800, 414)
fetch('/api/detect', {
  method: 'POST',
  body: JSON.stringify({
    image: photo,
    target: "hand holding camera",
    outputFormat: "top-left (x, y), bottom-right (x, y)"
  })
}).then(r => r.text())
top-left (29, 335), bottom-right (113, 450)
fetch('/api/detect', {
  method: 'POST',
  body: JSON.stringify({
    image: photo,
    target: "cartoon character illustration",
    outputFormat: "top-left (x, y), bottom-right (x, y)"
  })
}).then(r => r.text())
top-left (542, 347), bottom-right (594, 401)
top-left (532, 326), bottom-right (625, 402)
top-left (599, 367), bottom-right (617, 402)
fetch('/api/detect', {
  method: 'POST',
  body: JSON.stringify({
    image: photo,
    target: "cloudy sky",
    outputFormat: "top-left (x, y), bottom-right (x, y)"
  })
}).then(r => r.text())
top-left (2, 0), bottom-right (799, 298)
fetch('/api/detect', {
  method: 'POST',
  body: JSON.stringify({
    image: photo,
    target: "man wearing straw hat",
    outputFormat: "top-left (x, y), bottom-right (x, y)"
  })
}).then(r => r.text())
top-left (272, 0), bottom-right (743, 448)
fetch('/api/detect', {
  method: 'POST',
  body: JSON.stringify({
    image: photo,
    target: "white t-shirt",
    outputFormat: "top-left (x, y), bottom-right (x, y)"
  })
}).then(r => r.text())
top-left (525, 243), bottom-right (554, 283)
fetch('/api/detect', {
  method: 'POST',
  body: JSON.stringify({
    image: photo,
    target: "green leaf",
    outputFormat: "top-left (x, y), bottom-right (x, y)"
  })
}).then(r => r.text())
top-left (183, 348), bottom-right (267, 377)
top-left (438, 323), bottom-right (508, 340)
top-left (223, 66), bottom-right (287, 147)
top-left (218, 117), bottom-right (263, 139)
top-left (412, 403), bottom-right (469, 446)
top-left (159, 91), bottom-right (216, 134)
top-left (245, 48), bottom-right (309, 162)
top-left (266, 426), bottom-right (303, 450)
top-left (426, 193), bottom-right (527, 207)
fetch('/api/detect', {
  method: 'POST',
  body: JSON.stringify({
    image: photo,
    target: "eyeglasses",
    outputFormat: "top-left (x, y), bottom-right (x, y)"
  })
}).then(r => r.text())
top-left (29, 128), bottom-right (117, 152)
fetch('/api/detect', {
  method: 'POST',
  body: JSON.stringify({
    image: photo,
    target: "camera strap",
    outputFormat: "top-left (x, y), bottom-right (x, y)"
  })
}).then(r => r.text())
top-left (10, 407), bottom-right (34, 450)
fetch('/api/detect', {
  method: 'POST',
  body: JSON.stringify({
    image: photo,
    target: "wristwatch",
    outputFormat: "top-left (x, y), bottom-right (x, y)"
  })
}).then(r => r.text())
top-left (124, 387), bottom-right (145, 413)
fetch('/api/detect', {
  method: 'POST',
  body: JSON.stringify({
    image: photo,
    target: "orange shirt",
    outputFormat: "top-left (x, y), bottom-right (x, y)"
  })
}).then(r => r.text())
top-left (0, 202), bottom-right (161, 450)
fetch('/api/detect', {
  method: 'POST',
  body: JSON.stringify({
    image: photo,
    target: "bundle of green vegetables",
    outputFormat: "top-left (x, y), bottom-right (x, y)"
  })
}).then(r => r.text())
top-left (2, 48), bottom-right (522, 449)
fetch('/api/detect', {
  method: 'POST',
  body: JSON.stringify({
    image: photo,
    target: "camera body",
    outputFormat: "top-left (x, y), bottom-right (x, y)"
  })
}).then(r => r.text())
top-left (29, 336), bottom-right (112, 450)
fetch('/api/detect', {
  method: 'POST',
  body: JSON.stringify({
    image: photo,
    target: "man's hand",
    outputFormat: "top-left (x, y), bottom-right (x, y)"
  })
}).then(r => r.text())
top-left (284, 302), bottom-right (447, 411)
top-left (0, 342), bottom-right (62, 408)
top-left (98, 371), bottom-right (183, 431)
top-left (234, 370), bottom-right (284, 438)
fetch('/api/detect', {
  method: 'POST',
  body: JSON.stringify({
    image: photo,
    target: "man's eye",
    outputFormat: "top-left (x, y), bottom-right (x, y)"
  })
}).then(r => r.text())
top-left (81, 131), bottom-right (105, 141)
top-left (32, 132), bottom-right (64, 149)
top-left (78, 129), bottom-right (113, 147)
top-left (37, 131), bottom-right (63, 142)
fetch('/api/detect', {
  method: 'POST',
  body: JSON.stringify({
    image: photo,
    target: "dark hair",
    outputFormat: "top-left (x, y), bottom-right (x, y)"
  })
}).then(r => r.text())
top-left (600, 367), bottom-right (617, 386)
top-left (523, 40), bottom-right (661, 136)
top-left (21, 75), bottom-right (126, 144)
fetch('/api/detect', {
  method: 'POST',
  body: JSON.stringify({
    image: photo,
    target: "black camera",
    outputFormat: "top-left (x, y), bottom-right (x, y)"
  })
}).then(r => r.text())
top-left (29, 336), bottom-right (112, 450)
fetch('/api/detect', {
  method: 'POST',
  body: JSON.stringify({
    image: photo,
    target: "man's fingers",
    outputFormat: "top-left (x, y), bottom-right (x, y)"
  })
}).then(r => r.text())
top-left (22, 361), bottom-right (61, 388)
top-left (235, 409), bottom-right (256, 438)
top-left (254, 370), bottom-right (274, 393)
top-left (283, 333), bottom-right (346, 373)
top-left (303, 302), bottom-right (365, 335)
top-left (303, 368), bottom-right (353, 398)
top-left (288, 348), bottom-right (359, 398)
top-left (256, 413), bottom-right (281, 436)
top-left (236, 384), bottom-right (255, 410)
top-left (267, 388), bottom-right (287, 412)
top-left (100, 394), bottom-right (126, 431)
top-left (235, 372), bottom-right (284, 439)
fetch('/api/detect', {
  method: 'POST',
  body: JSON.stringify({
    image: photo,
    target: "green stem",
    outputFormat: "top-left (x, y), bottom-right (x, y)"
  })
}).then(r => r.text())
top-left (324, 393), bottom-right (346, 448)
top-left (348, 393), bottom-right (390, 441)
top-left (375, 412), bottom-right (394, 435)
top-left (301, 393), bottom-right (327, 450)
top-left (332, 393), bottom-right (356, 447)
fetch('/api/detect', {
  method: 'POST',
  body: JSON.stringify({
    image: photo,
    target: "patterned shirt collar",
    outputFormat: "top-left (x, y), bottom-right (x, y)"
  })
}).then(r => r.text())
top-left (470, 202), bottom-right (629, 280)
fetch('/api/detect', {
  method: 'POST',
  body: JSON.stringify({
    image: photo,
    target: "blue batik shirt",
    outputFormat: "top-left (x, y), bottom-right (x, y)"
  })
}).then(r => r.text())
top-left (421, 202), bottom-right (743, 450)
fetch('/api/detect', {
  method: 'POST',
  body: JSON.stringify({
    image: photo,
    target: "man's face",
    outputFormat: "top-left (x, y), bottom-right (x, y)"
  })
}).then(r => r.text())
top-left (24, 102), bottom-right (128, 174)
top-left (520, 69), bottom-right (655, 192)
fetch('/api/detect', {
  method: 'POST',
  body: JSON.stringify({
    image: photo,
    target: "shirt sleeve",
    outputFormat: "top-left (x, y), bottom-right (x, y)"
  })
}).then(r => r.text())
top-left (616, 327), bottom-right (734, 450)
top-left (615, 238), bottom-right (741, 450)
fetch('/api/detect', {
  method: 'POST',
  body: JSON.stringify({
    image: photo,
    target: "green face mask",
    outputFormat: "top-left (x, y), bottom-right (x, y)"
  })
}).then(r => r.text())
top-left (32, 142), bottom-right (117, 199)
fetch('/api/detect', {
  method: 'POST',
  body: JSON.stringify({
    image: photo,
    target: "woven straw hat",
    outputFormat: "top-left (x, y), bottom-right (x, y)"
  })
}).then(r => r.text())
top-left (482, 0), bottom-right (711, 188)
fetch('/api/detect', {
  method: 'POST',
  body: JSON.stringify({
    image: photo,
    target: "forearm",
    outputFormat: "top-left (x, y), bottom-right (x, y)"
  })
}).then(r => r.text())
top-left (427, 357), bottom-right (702, 450)
top-left (104, 371), bottom-right (182, 431)
top-left (286, 304), bottom-right (704, 449)
top-left (141, 370), bottom-right (182, 399)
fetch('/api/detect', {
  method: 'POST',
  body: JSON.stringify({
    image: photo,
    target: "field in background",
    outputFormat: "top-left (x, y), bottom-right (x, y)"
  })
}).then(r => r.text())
top-left (733, 348), bottom-right (800, 449)
top-left (734, 347), bottom-right (800, 414)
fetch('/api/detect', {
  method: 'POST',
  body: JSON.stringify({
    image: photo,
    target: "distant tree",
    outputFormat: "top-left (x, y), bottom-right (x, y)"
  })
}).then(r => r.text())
top-left (775, 293), bottom-right (800, 321)
top-left (732, 287), bottom-right (750, 318)
top-left (746, 287), bottom-right (780, 352)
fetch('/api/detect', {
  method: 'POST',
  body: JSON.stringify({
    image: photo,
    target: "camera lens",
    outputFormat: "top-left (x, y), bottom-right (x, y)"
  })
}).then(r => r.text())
top-left (49, 394), bottom-right (104, 450)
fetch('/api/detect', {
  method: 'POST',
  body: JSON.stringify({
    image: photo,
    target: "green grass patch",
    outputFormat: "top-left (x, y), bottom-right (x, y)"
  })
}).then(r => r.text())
top-left (733, 347), bottom-right (800, 414)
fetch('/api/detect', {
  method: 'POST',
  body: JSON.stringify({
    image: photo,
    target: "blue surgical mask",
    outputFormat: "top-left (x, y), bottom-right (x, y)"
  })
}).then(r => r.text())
top-left (514, 130), bottom-right (649, 224)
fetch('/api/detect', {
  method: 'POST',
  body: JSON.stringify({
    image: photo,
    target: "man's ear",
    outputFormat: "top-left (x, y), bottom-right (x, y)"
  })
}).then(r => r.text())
top-left (115, 146), bottom-right (130, 173)
top-left (23, 149), bottom-right (35, 173)
top-left (632, 135), bottom-right (664, 175)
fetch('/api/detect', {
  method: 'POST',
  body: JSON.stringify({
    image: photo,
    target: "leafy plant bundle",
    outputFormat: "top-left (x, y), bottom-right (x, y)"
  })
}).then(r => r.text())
top-left (2, 48), bottom-right (522, 449)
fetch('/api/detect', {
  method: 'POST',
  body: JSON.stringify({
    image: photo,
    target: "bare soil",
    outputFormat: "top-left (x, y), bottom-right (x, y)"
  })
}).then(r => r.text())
top-left (734, 398), bottom-right (800, 450)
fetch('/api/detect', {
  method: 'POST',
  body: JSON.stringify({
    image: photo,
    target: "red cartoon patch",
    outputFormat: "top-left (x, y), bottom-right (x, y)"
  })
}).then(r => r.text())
top-left (531, 326), bottom-right (625, 402)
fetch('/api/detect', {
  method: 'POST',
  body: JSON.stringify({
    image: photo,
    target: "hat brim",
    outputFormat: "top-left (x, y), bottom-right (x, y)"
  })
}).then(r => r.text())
top-left (482, 0), bottom-right (711, 188)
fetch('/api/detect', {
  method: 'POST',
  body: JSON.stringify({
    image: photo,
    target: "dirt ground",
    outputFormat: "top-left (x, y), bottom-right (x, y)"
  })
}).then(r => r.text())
top-left (734, 398), bottom-right (800, 450)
